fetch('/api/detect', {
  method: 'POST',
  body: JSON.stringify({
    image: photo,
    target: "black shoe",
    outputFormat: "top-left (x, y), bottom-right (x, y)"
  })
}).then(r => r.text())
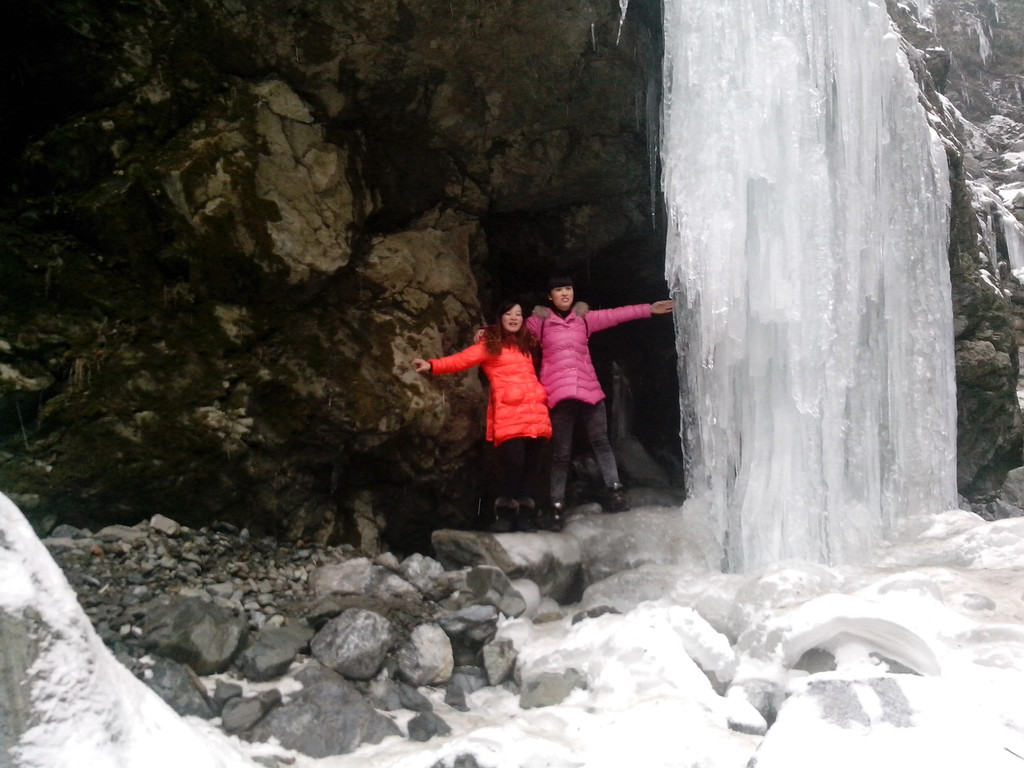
top-left (490, 497), bottom-right (518, 533)
top-left (605, 484), bottom-right (630, 513)
top-left (538, 502), bottom-right (564, 532)
top-left (516, 497), bottom-right (538, 532)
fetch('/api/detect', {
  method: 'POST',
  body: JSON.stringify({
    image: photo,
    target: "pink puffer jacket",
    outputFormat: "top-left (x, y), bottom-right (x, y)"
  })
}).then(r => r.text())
top-left (526, 302), bottom-right (652, 409)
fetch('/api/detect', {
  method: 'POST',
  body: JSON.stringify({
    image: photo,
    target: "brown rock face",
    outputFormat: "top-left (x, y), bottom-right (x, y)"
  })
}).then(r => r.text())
top-left (0, 0), bottom-right (671, 548)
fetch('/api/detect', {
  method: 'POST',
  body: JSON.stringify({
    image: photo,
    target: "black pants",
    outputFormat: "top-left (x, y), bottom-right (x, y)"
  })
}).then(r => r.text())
top-left (549, 399), bottom-right (620, 504)
top-left (495, 437), bottom-right (547, 500)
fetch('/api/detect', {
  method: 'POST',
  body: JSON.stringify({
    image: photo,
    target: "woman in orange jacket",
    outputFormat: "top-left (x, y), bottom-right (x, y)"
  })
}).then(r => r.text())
top-left (413, 300), bottom-right (552, 533)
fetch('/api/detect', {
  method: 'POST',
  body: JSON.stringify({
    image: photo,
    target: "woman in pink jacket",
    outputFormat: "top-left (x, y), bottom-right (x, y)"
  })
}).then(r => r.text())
top-left (414, 300), bottom-right (551, 533)
top-left (527, 276), bottom-right (673, 528)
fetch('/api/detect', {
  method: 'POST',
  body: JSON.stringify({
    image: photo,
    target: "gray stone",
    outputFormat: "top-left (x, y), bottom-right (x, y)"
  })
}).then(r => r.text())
top-left (438, 604), bottom-right (499, 643)
top-left (400, 553), bottom-right (452, 600)
top-left (375, 551), bottom-right (401, 570)
top-left (466, 565), bottom-right (528, 618)
top-left (482, 638), bottom-right (518, 686)
top-left (793, 647), bottom-right (837, 675)
top-left (396, 623), bottom-right (454, 686)
top-left (238, 624), bottom-right (315, 682)
top-left (311, 557), bottom-right (420, 599)
top-left (497, 590), bottom-right (528, 619)
top-left (221, 689), bottom-right (282, 733)
top-left (149, 514), bottom-right (181, 536)
top-left (366, 676), bottom-right (403, 711)
top-left (444, 666), bottom-right (489, 711)
top-left (396, 681), bottom-right (434, 712)
top-left (367, 676), bottom-right (435, 712)
top-left (207, 582), bottom-right (238, 600)
top-left (244, 663), bottom-right (400, 757)
top-left (978, 498), bottom-right (1024, 521)
top-left (143, 657), bottom-right (215, 719)
top-left (571, 605), bottom-right (622, 624)
top-left (407, 711), bottom-right (452, 742)
top-left (212, 679), bottom-right (244, 708)
top-left (999, 466), bottom-right (1024, 506)
top-left (466, 565), bottom-right (513, 601)
top-left (139, 595), bottom-right (248, 675)
top-left (431, 530), bottom-right (582, 602)
top-left (49, 524), bottom-right (83, 539)
top-left (519, 668), bottom-right (587, 709)
top-left (429, 756), bottom-right (484, 768)
top-left (311, 609), bottom-right (394, 680)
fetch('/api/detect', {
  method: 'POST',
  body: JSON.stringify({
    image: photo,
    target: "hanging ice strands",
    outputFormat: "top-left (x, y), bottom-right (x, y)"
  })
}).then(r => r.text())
top-left (661, 0), bottom-right (957, 571)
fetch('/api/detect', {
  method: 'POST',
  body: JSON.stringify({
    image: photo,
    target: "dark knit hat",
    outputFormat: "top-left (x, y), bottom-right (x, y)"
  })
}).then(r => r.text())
top-left (547, 276), bottom-right (574, 292)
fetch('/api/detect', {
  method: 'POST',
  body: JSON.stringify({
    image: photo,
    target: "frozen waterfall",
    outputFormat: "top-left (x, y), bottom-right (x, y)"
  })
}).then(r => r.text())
top-left (661, 0), bottom-right (958, 571)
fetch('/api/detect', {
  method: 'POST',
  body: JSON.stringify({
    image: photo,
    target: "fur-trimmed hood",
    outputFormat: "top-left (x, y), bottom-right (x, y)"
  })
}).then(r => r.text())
top-left (532, 302), bottom-right (588, 320)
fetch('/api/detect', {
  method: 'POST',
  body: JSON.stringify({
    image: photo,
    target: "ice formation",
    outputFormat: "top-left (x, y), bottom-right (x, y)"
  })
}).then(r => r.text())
top-left (661, 0), bottom-right (957, 571)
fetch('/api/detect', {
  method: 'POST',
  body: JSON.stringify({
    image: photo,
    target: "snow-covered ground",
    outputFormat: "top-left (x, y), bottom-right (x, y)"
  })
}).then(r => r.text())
top-left (6, 490), bottom-right (1024, 768)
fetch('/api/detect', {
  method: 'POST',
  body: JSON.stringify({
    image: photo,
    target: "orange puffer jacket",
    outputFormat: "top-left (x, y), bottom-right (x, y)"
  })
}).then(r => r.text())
top-left (430, 338), bottom-right (552, 446)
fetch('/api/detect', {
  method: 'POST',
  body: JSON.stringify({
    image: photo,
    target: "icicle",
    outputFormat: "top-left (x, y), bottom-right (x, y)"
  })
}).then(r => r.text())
top-left (1003, 212), bottom-right (1024, 281)
top-left (662, 0), bottom-right (957, 571)
top-left (980, 204), bottom-right (1000, 276)
top-left (974, 17), bottom-right (993, 66)
top-left (911, 0), bottom-right (935, 28)
top-left (967, 179), bottom-right (1024, 292)
top-left (646, 76), bottom-right (660, 227)
top-left (615, 0), bottom-right (629, 45)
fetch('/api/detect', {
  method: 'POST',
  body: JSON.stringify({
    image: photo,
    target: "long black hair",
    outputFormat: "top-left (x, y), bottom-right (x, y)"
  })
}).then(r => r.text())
top-left (483, 299), bottom-right (539, 357)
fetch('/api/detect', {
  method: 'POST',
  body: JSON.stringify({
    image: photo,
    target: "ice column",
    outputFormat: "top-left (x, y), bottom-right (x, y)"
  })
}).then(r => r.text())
top-left (662, 0), bottom-right (957, 571)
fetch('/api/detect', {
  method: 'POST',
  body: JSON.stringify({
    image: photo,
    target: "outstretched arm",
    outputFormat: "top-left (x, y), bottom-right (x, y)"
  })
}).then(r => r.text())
top-left (418, 341), bottom-right (490, 376)
top-left (585, 301), bottom-right (670, 334)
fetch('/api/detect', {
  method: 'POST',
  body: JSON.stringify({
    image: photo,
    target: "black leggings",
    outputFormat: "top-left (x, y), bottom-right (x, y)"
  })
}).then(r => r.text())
top-left (495, 437), bottom-right (547, 500)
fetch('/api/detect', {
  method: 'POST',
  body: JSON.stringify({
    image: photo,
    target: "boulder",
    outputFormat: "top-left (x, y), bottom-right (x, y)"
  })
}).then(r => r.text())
top-left (237, 624), bottom-right (315, 682)
top-left (431, 529), bottom-right (582, 602)
top-left (143, 657), bottom-right (216, 719)
top-left (221, 689), bottom-right (282, 734)
top-left (407, 711), bottom-right (453, 742)
top-left (396, 623), bottom-right (455, 686)
top-left (244, 663), bottom-right (400, 757)
top-left (139, 595), bottom-right (249, 675)
top-left (466, 565), bottom-right (528, 618)
top-left (311, 557), bottom-right (420, 599)
top-left (519, 668), bottom-right (588, 709)
top-left (310, 609), bottom-right (394, 680)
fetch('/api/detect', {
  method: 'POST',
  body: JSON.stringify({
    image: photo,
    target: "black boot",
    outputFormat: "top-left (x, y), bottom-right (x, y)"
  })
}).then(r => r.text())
top-left (490, 497), bottom-right (518, 533)
top-left (516, 497), bottom-right (538, 532)
top-left (605, 483), bottom-right (630, 513)
top-left (538, 502), bottom-right (565, 532)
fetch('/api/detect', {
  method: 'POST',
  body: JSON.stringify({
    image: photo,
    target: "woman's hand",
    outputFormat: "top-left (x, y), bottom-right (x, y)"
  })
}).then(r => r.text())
top-left (412, 358), bottom-right (432, 374)
top-left (650, 300), bottom-right (674, 315)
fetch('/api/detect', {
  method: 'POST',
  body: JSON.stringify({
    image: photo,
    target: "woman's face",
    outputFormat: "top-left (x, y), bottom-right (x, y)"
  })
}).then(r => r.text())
top-left (549, 285), bottom-right (574, 312)
top-left (501, 304), bottom-right (524, 333)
